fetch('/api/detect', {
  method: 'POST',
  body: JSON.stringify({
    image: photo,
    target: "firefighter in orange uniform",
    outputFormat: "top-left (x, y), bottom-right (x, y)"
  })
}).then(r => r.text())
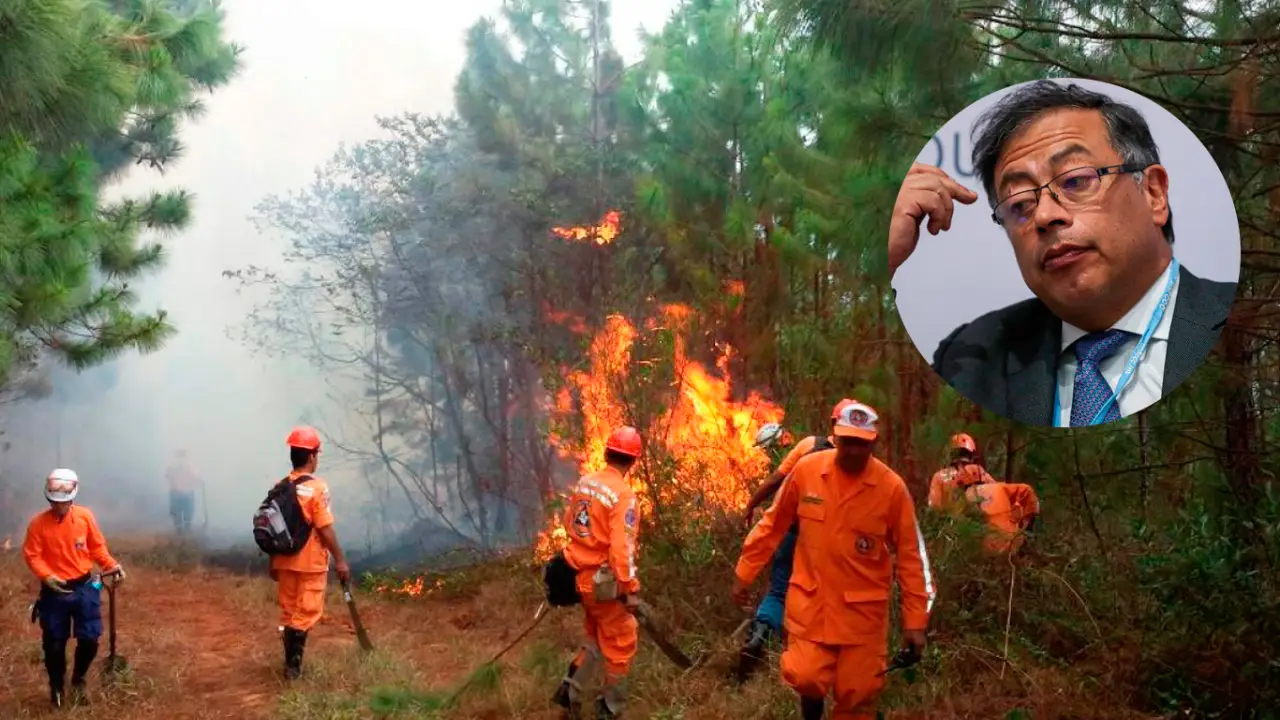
top-left (732, 403), bottom-right (935, 720)
top-left (23, 468), bottom-right (126, 708)
top-left (928, 433), bottom-right (1041, 554)
top-left (552, 426), bottom-right (643, 720)
top-left (927, 433), bottom-right (993, 511)
top-left (271, 426), bottom-right (351, 679)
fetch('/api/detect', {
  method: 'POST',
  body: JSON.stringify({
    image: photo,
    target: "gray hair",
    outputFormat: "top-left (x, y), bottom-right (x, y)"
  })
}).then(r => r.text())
top-left (970, 80), bottom-right (1173, 243)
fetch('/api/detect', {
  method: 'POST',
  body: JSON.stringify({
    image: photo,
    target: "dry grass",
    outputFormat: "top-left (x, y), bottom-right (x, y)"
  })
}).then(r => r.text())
top-left (0, 536), bottom-right (1158, 719)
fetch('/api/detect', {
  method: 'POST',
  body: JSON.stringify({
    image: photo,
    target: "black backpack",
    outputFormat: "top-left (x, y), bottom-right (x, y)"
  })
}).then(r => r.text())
top-left (252, 474), bottom-right (313, 555)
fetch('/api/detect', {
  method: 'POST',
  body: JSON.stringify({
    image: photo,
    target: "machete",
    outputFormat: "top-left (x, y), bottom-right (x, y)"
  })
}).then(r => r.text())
top-left (633, 601), bottom-right (695, 670)
top-left (342, 580), bottom-right (374, 651)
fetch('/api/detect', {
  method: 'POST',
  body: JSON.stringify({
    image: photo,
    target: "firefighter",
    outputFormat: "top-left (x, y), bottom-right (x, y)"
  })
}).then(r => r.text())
top-left (732, 402), bottom-right (935, 720)
top-left (927, 433), bottom-right (992, 511)
top-left (22, 468), bottom-right (126, 709)
top-left (271, 426), bottom-right (351, 680)
top-left (165, 449), bottom-right (202, 535)
top-left (927, 433), bottom-right (1041, 554)
top-left (552, 426), bottom-right (643, 720)
top-left (736, 399), bottom-right (853, 684)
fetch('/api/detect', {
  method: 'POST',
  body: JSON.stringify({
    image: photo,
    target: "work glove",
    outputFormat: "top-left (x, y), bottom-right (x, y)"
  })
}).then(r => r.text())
top-left (43, 576), bottom-right (72, 594)
top-left (105, 566), bottom-right (126, 585)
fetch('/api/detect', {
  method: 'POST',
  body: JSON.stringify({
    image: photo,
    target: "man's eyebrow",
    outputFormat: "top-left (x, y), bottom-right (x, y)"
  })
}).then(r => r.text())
top-left (997, 143), bottom-right (1094, 193)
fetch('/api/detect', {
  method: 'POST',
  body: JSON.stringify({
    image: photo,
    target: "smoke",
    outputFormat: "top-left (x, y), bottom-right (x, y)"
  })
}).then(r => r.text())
top-left (0, 0), bottom-right (680, 559)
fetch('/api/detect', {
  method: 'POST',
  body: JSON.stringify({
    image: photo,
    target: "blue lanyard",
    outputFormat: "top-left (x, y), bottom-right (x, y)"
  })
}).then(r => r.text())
top-left (1053, 257), bottom-right (1179, 427)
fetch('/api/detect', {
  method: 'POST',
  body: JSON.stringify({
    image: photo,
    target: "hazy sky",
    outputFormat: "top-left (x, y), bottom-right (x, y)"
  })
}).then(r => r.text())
top-left (3, 0), bottom-right (681, 543)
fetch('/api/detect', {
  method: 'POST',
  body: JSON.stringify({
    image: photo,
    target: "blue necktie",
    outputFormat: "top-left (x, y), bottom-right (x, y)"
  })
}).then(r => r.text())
top-left (1069, 329), bottom-right (1132, 427)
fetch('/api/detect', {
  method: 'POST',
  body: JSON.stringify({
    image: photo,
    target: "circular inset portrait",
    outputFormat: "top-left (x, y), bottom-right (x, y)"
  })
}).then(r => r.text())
top-left (888, 78), bottom-right (1240, 428)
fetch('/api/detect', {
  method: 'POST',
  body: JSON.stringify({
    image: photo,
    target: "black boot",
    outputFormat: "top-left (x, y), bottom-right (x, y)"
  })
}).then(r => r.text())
top-left (552, 658), bottom-right (582, 709)
top-left (800, 696), bottom-right (825, 720)
top-left (69, 639), bottom-right (98, 704)
top-left (736, 620), bottom-right (772, 684)
top-left (43, 637), bottom-right (67, 709)
top-left (283, 628), bottom-right (307, 680)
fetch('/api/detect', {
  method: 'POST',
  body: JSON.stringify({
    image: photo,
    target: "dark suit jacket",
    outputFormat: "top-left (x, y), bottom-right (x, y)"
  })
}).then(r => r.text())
top-left (931, 265), bottom-right (1237, 426)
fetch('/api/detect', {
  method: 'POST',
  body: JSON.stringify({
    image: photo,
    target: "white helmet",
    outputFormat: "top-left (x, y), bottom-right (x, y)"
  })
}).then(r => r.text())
top-left (754, 423), bottom-right (785, 449)
top-left (45, 468), bottom-right (79, 503)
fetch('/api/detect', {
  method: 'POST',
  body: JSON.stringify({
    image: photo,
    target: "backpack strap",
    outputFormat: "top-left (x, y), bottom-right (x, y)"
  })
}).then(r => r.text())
top-left (809, 435), bottom-right (835, 454)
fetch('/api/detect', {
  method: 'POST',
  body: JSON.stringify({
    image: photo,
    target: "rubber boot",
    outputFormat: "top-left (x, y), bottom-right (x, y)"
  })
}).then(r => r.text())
top-left (551, 658), bottom-right (581, 709)
top-left (800, 696), bottom-right (825, 720)
top-left (595, 696), bottom-right (618, 720)
top-left (43, 636), bottom-right (67, 709)
top-left (69, 639), bottom-right (98, 705)
top-left (283, 627), bottom-right (307, 680)
top-left (736, 620), bottom-right (771, 684)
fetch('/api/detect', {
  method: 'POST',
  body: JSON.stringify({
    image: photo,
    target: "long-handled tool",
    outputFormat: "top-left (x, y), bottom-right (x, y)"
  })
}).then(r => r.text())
top-left (342, 580), bottom-right (375, 652)
top-left (102, 571), bottom-right (128, 680)
top-left (633, 601), bottom-right (697, 670)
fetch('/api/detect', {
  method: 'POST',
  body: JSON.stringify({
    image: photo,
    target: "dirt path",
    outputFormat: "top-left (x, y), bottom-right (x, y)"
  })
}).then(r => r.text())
top-left (0, 540), bottom-right (580, 720)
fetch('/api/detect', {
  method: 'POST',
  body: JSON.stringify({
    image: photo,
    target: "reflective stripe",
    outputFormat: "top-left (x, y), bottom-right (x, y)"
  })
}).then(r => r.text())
top-left (296, 486), bottom-right (315, 497)
top-left (914, 522), bottom-right (936, 613)
top-left (624, 497), bottom-right (637, 580)
top-left (582, 479), bottom-right (619, 505)
top-left (577, 487), bottom-right (615, 508)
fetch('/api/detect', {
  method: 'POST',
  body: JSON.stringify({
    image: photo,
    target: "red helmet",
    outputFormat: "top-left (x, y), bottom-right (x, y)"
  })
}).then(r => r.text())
top-left (605, 426), bottom-right (642, 458)
top-left (831, 398), bottom-right (856, 420)
top-left (951, 433), bottom-right (977, 454)
top-left (286, 426), bottom-right (322, 451)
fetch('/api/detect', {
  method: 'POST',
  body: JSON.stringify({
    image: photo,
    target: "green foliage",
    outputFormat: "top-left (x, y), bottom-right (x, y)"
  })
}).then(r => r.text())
top-left (0, 0), bottom-right (241, 388)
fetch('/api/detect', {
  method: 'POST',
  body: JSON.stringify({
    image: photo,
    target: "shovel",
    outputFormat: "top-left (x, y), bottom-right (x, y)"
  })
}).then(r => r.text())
top-left (342, 581), bottom-right (374, 652)
top-left (102, 573), bottom-right (128, 679)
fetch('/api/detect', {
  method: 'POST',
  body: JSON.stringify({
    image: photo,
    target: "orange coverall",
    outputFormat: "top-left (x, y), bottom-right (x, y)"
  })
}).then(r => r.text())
top-left (961, 481), bottom-right (1041, 554)
top-left (562, 466), bottom-right (640, 685)
top-left (776, 435), bottom-right (833, 477)
top-left (23, 506), bottom-right (119, 583)
top-left (737, 452), bottom-right (935, 719)
top-left (269, 473), bottom-right (335, 631)
top-left (927, 463), bottom-right (995, 511)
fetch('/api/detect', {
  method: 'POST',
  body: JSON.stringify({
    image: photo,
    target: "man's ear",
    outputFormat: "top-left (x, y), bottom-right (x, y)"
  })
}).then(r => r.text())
top-left (1141, 164), bottom-right (1171, 230)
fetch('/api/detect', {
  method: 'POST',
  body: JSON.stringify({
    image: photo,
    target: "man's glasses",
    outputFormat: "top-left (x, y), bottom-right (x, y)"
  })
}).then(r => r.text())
top-left (991, 163), bottom-right (1149, 228)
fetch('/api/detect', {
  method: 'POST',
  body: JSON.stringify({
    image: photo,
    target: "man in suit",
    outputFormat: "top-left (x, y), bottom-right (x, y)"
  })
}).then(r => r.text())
top-left (888, 80), bottom-right (1236, 426)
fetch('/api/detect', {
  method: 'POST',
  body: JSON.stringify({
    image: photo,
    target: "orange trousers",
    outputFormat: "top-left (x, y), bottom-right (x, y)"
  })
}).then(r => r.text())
top-left (781, 636), bottom-right (886, 720)
top-left (276, 570), bottom-right (328, 631)
top-left (573, 592), bottom-right (638, 681)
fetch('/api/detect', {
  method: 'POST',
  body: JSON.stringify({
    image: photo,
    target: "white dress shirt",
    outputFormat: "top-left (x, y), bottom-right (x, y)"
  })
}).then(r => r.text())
top-left (1055, 259), bottom-right (1179, 426)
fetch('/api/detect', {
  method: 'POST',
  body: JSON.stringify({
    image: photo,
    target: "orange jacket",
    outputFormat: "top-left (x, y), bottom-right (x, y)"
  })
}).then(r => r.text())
top-left (562, 466), bottom-right (640, 595)
top-left (736, 452), bottom-right (934, 644)
top-left (928, 463), bottom-right (996, 512)
top-left (962, 481), bottom-right (1041, 553)
top-left (776, 435), bottom-right (834, 476)
top-left (270, 472), bottom-right (336, 574)
top-left (23, 506), bottom-right (119, 582)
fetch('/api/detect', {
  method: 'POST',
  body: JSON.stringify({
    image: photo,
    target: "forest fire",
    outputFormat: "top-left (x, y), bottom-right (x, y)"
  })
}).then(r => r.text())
top-left (551, 210), bottom-right (622, 245)
top-left (537, 304), bottom-right (782, 559)
top-left (373, 575), bottom-right (444, 598)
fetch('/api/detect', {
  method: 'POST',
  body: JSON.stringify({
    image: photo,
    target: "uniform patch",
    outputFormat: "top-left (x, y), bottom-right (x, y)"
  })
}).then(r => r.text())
top-left (572, 500), bottom-right (592, 537)
top-left (625, 507), bottom-right (636, 528)
top-left (75, 537), bottom-right (87, 551)
top-left (321, 488), bottom-right (331, 509)
top-left (856, 536), bottom-right (875, 554)
top-left (801, 495), bottom-right (824, 505)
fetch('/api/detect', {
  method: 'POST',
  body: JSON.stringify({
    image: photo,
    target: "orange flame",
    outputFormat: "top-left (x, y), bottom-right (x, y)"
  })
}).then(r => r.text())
top-left (551, 210), bottom-right (622, 246)
top-left (537, 303), bottom-right (782, 556)
top-left (373, 575), bottom-right (444, 598)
